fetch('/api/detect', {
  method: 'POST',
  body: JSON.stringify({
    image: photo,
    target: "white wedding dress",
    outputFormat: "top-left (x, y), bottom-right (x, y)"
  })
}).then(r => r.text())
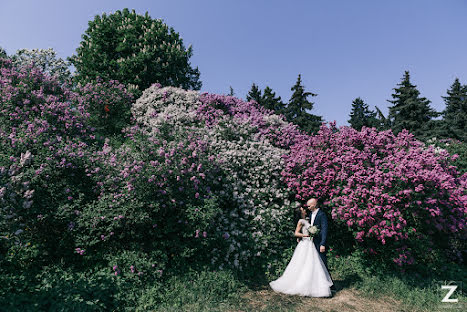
top-left (269, 219), bottom-right (333, 297)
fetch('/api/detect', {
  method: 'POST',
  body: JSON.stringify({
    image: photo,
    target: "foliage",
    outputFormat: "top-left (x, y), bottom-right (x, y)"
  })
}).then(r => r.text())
top-left (0, 46), bottom-right (7, 58)
top-left (69, 8), bottom-right (201, 95)
top-left (282, 124), bottom-right (467, 268)
top-left (76, 78), bottom-right (134, 137)
top-left (0, 58), bottom-right (97, 266)
top-left (246, 83), bottom-right (262, 104)
top-left (137, 270), bottom-right (246, 311)
top-left (329, 249), bottom-right (467, 312)
top-left (374, 105), bottom-right (391, 130)
top-left (246, 83), bottom-right (285, 115)
top-left (10, 48), bottom-right (72, 85)
top-left (348, 97), bottom-right (377, 130)
top-left (387, 71), bottom-right (438, 139)
top-left (132, 85), bottom-right (304, 270)
top-left (262, 86), bottom-right (286, 113)
top-left (439, 78), bottom-right (467, 141)
top-left (428, 137), bottom-right (467, 174)
top-left (2, 53), bottom-right (466, 310)
top-left (284, 74), bottom-right (322, 134)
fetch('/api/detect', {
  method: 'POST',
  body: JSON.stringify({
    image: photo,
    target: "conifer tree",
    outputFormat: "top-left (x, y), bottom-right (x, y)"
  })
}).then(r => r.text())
top-left (246, 83), bottom-right (263, 105)
top-left (262, 86), bottom-right (285, 113)
top-left (285, 74), bottom-right (322, 134)
top-left (0, 47), bottom-right (6, 58)
top-left (387, 71), bottom-right (438, 138)
top-left (374, 106), bottom-right (391, 130)
top-left (441, 78), bottom-right (467, 141)
top-left (348, 97), bottom-right (377, 130)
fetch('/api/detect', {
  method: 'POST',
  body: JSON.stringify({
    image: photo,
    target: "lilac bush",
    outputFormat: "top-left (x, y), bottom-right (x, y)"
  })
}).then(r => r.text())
top-left (282, 123), bottom-right (467, 266)
top-left (0, 58), bottom-right (136, 266)
top-left (2, 55), bottom-right (465, 278)
top-left (0, 57), bottom-right (97, 262)
top-left (74, 127), bottom-right (228, 270)
top-left (10, 48), bottom-right (71, 84)
top-left (76, 78), bottom-right (134, 137)
top-left (131, 85), bottom-right (303, 270)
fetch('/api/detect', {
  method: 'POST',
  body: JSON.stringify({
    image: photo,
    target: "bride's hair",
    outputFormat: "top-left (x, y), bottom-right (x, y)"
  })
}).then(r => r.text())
top-left (294, 206), bottom-right (305, 224)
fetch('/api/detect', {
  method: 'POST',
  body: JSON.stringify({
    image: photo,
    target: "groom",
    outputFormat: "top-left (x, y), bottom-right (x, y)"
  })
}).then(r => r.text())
top-left (306, 198), bottom-right (336, 291)
top-left (306, 198), bottom-right (328, 268)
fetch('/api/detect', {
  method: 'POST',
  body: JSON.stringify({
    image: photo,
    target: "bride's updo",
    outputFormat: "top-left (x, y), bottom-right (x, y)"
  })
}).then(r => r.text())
top-left (294, 206), bottom-right (307, 224)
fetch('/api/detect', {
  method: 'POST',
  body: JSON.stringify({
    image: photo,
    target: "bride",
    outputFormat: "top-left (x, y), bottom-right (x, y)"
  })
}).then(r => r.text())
top-left (269, 206), bottom-right (333, 297)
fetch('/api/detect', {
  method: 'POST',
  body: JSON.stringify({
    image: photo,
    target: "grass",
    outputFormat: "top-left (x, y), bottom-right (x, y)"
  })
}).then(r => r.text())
top-left (1, 257), bottom-right (465, 311)
top-left (132, 261), bottom-right (466, 312)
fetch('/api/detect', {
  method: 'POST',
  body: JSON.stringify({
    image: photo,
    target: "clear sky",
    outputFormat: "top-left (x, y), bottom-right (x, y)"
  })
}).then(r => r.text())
top-left (1, 0), bottom-right (466, 126)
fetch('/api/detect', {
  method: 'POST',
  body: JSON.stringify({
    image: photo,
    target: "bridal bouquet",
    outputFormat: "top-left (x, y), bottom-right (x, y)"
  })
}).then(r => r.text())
top-left (307, 225), bottom-right (320, 237)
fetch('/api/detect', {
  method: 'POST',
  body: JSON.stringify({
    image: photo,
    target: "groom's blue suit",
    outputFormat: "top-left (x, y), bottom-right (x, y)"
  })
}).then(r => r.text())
top-left (310, 209), bottom-right (328, 269)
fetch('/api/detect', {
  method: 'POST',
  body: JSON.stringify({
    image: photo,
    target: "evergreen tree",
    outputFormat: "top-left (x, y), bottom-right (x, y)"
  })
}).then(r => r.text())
top-left (246, 83), bottom-right (263, 105)
top-left (387, 71), bottom-right (438, 138)
top-left (285, 74), bottom-right (322, 134)
top-left (0, 47), bottom-right (7, 58)
top-left (348, 97), bottom-right (377, 130)
top-left (374, 106), bottom-right (391, 130)
top-left (441, 78), bottom-right (467, 141)
top-left (262, 86), bottom-right (285, 113)
top-left (228, 86), bottom-right (235, 96)
top-left (69, 9), bottom-right (201, 95)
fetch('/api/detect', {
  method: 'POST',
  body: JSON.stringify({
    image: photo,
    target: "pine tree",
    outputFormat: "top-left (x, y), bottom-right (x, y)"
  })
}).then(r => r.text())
top-left (0, 47), bottom-right (7, 58)
top-left (262, 86), bottom-right (285, 113)
top-left (441, 78), bottom-right (467, 141)
top-left (246, 83), bottom-right (263, 105)
top-left (374, 106), bottom-right (391, 130)
top-left (285, 74), bottom-right (322, 134)
top-left (229, 86), bottom-right (235, 96)
top-left (387, 71), bottom-right (438, 138)
top-left (348, 97), bottom-right (377, 130)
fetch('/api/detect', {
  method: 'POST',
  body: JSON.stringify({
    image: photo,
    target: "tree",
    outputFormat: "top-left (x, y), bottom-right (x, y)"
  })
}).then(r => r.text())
top-left (387, 71), bottom-right (438, 138)
top-left (440, 78), bottom-right (467, 141)
top-left (10, 48), bottom-right (71, 84)
top-left (374, 106), bottom-right (391, 130)
top-left (285, 74), bottom-right (322, 134)
top-left (69, 8), bottom-right (201, 95)
top-left (348, 97), bottom-right (377, 130)
top-left (246, 83), bottom-right (262, 104)
top-left (262, 86), bottom-right (286, 113)
top-left (228, 86), bottom-right (235, 96)
top-left (0, 46), bottom-right (6, 58)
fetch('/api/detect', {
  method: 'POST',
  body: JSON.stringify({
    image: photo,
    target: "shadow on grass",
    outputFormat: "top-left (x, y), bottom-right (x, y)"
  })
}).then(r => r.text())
top-left (332, 272), bottom-right (363, 294)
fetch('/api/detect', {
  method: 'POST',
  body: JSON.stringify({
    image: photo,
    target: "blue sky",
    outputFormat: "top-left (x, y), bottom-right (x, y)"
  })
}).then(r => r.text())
top-left (1, 0), bottom-right (466, 126)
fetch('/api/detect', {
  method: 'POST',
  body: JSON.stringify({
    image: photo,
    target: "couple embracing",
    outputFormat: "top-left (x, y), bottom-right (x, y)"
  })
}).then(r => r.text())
top-left (270, 198), bottom-right (336, 297)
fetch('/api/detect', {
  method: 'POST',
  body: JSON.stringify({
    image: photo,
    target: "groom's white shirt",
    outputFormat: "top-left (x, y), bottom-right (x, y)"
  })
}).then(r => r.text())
top-left (311, 208), bottom-right (319, 225)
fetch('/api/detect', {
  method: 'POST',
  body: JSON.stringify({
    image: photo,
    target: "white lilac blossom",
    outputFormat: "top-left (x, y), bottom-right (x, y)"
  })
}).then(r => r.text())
top-left (132, 85), bottom-right (301, 269)
top-left (11, 48), bottom-right (71, 84)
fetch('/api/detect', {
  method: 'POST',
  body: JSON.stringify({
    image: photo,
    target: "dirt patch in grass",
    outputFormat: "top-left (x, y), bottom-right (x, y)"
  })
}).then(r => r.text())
top-left (232, 286), bottom-right (406, 312)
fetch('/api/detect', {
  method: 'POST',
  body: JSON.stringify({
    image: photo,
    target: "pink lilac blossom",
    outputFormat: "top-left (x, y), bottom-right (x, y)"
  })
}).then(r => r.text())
top-left (282, 123), bottom-right (467, 265)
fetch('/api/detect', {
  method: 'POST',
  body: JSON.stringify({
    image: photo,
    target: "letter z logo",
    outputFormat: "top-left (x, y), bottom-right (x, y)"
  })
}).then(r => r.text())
top-left (441, 285), bottom-right (458, 303)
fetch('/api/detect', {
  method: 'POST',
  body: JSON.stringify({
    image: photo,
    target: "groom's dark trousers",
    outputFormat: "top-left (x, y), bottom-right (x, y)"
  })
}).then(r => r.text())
top-left (312, 209), bottom-right (336, 291)
top-left (311, 209), bottom-right (329, 272)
